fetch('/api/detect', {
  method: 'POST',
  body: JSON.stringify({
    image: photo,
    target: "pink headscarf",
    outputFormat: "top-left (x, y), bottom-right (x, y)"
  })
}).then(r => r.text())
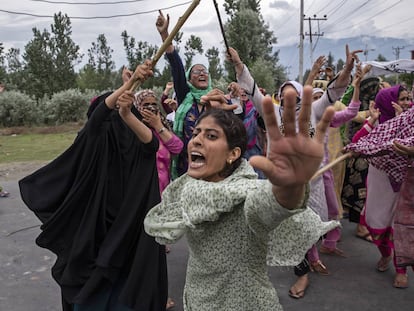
top-left (374, 85), bottom-right (401, 124)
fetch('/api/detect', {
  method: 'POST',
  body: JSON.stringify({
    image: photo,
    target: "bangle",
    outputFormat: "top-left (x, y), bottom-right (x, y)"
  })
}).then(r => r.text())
top-left (234, 62), bottom-right (243, 66)
top-left (158, 127), bottom-right (166, 134)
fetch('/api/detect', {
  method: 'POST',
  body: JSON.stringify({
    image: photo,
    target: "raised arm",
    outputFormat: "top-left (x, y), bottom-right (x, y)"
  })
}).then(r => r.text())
top-left (116, 61), bottom-right (154, 143)
top-left (227, 47), bottom-right (265, 116)
top-left (156, 10), bottom-right (188, 104)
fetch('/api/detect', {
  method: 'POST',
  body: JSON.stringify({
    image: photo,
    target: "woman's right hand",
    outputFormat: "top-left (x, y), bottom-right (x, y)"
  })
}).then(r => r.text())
top-left (156, 10), bottom-right (169, 39)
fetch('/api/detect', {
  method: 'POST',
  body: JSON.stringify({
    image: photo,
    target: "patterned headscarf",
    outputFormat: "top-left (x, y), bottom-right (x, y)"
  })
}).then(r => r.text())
top-left (374, 84), bottom-right (402, 124)
top-left (134, 89), bottom-right (171, 130)
top-left (344, 108), bottom-right (414, 192)
top-left (134, 89), bottom-right (158, 111)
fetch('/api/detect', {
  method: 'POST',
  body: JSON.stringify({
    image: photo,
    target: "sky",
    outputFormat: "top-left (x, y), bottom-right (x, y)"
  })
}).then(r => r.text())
top-left (1, 0), bottom-right (414, 76)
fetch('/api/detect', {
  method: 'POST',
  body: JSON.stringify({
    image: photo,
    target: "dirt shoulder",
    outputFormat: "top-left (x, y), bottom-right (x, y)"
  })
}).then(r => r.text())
top-left (0, 161), bottom-right (49, 182)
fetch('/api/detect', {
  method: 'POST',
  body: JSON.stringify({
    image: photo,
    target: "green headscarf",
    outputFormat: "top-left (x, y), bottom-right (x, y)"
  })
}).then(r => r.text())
top-left (173, 65), bottom-right (212, 139)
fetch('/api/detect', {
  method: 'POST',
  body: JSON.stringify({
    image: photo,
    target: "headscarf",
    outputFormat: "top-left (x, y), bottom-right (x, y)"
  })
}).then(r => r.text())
top-left (134, 89), bottom-right (171, 130)
top-left (374, 84), bottom-right (401, 124)
top-left (345, 108), bottom-right (414, 192)
top-left (312, 88), bottom-right (324, 96)
top-left (278, 80), bottom-right (304, 111)
top-left (134, 89), bottom-right (157, 110)
top-left (173, 65), bottom-right (212, 139)
top-left (278, 80), bottom-right (303, 99)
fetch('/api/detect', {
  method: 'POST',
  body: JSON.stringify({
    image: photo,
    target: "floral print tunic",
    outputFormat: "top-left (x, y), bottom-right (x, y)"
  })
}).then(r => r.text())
top-left (144, 160), bottom-right (339, 310)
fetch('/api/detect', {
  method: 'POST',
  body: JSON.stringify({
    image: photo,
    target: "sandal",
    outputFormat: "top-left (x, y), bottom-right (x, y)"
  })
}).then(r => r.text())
top-left (288, 275), bottom-right (309, 299)
top-left (376, 256), bottom-right (392, 272)
top-left (0, 190), bottom-right (9, 198)
top-left (320, 245), bottom-right (348, 258)
top-left (355, 232), bottom-right (373, 243)
top-left (310, 260), bottom-right (330, 276)
top-left (393, 273), bottom-right (409, 289)
top-left (166, 297), bottom-right (175, 309)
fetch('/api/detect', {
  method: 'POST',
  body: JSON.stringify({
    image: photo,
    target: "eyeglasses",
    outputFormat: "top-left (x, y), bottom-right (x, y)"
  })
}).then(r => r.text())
top-left (398, 97), bottom-right (410, 101)
top-left (191, 69), bottom-right (209, 75)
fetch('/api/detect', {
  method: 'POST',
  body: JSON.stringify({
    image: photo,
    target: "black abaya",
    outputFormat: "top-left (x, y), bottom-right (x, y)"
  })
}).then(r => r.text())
top-left (19, 92), bottom-right (167, 310)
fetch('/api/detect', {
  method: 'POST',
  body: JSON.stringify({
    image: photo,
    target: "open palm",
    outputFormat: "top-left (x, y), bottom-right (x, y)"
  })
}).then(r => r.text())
top-left (250, 86), bottom-right (334, 187)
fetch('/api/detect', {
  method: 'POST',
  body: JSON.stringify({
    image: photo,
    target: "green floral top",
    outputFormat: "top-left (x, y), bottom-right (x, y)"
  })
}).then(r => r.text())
top-left (144, 160), bottom-right (339, 310)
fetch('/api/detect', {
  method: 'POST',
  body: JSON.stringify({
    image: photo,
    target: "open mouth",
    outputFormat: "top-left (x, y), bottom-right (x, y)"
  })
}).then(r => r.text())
top-left (190, 151), bottom-right (206, 167)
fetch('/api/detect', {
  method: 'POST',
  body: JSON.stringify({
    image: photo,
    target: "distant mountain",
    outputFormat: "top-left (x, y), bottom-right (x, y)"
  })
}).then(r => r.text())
top-left (276, 35), bottom-right (414, 80)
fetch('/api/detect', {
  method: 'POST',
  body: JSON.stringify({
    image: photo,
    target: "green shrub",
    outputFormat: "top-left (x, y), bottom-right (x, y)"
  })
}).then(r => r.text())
top-left (0, 91), bottom-right (39, 126)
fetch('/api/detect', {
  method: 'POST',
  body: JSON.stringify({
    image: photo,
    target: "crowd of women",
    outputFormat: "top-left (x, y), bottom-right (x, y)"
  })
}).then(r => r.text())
top-left (17, 9), bottom-right (414, 311)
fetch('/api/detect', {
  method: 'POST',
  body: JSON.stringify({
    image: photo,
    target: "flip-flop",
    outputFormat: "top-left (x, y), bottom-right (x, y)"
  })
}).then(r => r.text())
top-left (166, 297), bottom-right (175, 310)
top-left (289, 287), bottom-right (305, 299)
top-left (355, 232), bottom-right (373, 243)
top-left (393, 273), bottom-right (409, 289)
top-left (0, 191), bottom-right (10, 198)
top-left (288, 281), bottom-right (309, 299)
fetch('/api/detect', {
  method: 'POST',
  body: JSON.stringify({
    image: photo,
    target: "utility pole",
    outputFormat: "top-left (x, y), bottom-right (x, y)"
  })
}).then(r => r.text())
top-left (298, 0), bottom-right (304, 84)
top-left (304, 14), bottom-right (327, 66)
top-left (393, 46), bottom-right (405, 83)
top-left (363, 44), bottom-right (375, 61)
top-left (393, 45), bottom-right (405, 60)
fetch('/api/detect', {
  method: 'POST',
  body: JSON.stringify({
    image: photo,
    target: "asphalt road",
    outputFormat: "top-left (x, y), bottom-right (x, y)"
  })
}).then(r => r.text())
top-left (1, 178), bottom-right (413, 311)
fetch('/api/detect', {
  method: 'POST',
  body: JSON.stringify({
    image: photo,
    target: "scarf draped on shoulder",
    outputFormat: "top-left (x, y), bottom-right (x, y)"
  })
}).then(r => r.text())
top-left (173, 66), bottom-right (212, 139)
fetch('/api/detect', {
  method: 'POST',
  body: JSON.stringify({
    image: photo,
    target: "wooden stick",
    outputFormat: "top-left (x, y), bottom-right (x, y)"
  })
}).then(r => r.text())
top-left (213, 0), bottom-right (230, 54)
top-left (129, 0), bottom-right (201, 91)
top-left (311, 152), bottom-right (353, 180)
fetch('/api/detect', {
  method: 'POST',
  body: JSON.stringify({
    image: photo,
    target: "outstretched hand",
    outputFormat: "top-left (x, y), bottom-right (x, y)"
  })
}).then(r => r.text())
top-left (249, 86), bottom-right (334, 208)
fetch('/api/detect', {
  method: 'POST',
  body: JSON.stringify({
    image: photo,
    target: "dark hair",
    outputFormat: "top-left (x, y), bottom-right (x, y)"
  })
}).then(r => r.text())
top-left (196, 109), bottom-right (247, 177)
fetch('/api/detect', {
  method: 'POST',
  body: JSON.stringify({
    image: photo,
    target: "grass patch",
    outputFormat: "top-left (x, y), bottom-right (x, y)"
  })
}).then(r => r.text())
top-left (0, 124), bottom-right (81, 163)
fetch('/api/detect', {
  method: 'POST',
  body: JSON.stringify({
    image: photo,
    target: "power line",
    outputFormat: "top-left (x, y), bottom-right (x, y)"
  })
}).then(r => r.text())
top-left (0, 1), bottom-right (192, 19)
top-left (325, 0), bottom-right (403, 35)
top-left (30, 0), bottom-right (147, 4)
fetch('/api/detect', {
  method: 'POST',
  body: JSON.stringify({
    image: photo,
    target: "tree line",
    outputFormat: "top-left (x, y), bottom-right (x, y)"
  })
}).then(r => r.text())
top-left (1, 0), bottom-right (411, 127)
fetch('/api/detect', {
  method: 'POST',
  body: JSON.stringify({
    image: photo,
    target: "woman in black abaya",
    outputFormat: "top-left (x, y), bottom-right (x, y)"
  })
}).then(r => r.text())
top-left (19, 61), bottom-right (168, 311)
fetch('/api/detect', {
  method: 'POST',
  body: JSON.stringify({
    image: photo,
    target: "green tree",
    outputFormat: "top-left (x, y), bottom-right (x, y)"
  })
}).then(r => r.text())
top-left (23, 13), bottom-right (81, 100)
top-left (375, 54), bottom-right (388, 62)
top-left (122, 31), bottom-right (158, 70)
top-left (327, 52), bottom-right (335, 71)
top-left (205, 47), bottom-right (223, 82)
top-left (5, 48), bottom-right (24, 90)
top-left (121, 30), bottom-right (159, 89)
top-left (336, 58), bottom-right (345, 72)
top-left (49, 12), bottom-right (82, 93)
top-left (223, 0), bottom-right (285, 88)
top-left (23, 28), bottom-right (55, 100)
top-left (77, 34), bottom-right (115, 91)
top-left (184, 35), bottom-right (203, 70)
top-left (0, 42), bottom-right (6, 82)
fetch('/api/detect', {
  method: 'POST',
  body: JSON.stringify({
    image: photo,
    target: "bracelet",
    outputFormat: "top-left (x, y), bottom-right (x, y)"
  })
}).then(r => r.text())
top-left (234, 61), bottom-right (243, 66)
top-left (158, 127), bottom-right (166, 134)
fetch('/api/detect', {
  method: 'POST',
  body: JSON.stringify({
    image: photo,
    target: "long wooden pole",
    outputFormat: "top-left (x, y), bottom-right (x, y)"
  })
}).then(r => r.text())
top-left (311, 152), bottom-right (352, 180)
top-left (130, 0), bottom-right (201, 91)
top-left (213, 0), bottom-right (230, 54)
